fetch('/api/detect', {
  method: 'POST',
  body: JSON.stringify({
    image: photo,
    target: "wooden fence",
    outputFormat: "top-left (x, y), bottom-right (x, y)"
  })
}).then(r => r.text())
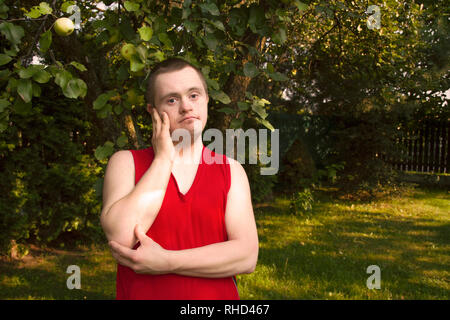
top-left (381, 120), bottom-right (449, 174)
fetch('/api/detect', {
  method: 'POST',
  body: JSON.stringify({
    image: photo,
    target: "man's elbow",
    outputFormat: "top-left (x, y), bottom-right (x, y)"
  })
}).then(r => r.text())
top-left (243, 244), bottom-right (259, 274)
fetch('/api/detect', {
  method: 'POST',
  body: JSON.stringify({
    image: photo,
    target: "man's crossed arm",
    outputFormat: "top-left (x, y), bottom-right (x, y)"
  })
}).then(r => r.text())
top-left (108, 158), bottom-right (259, 278)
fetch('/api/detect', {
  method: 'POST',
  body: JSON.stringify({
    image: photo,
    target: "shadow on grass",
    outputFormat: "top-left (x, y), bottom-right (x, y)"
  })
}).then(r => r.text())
top-left (249, 196), bottom-right (449, 299)
top-left (0, 246), bottom-right (116, 300)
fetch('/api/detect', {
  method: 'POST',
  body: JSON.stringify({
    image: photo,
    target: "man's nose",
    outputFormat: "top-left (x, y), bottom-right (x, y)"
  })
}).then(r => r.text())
top-left (180, 97), bottom-right (194, 112)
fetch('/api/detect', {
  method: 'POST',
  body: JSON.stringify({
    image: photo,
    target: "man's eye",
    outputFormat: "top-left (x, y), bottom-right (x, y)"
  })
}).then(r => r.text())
top-left (191, 93), bottom-right (199, 99)
top-left (168, 98), bottom-right (177, 104)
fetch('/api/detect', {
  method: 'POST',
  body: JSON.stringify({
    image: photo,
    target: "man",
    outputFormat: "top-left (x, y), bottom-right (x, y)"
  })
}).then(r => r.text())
top-left (100, 58), bottom-right (259, 299)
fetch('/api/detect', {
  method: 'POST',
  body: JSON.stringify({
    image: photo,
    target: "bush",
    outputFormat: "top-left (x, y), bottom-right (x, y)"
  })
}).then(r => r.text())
top-left (0, 96), bottom-right (104, 253)
top-left (289, 188), bottom-right (314, 216)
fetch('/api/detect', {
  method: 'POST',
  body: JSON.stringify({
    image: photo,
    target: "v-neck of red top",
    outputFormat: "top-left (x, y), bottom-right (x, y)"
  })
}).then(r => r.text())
top-left (170, 144), bottom-right (205, 201)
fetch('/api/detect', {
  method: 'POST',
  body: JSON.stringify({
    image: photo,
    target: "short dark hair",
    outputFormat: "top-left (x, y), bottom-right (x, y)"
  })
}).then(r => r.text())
top-left (146, 58), bottom-right (208, 107)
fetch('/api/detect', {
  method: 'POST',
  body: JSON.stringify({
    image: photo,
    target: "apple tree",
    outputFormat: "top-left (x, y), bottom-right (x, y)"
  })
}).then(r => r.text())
top-left (0, 0), bottom-right (306, 250)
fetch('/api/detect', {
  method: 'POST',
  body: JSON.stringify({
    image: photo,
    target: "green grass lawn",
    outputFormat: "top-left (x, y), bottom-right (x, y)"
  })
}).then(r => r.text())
top-left (1, 184), bottom-right (449, 300)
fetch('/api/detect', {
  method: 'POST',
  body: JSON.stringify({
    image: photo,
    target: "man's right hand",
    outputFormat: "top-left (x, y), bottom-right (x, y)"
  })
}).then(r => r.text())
top-left (150, 107), bottom-right (175, 163)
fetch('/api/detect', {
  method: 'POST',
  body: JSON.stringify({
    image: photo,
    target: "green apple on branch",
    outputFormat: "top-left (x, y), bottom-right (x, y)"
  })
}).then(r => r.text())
top-left (53, 17), bottom-right (74, 36)
top-left (120, 43), bottom-right (136, 61)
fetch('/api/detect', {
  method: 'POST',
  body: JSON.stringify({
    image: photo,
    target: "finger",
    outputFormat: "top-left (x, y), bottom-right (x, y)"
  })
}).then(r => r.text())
top-left (149, 107), bottom-right (157, 133)
top-left (109, 240), bottom-right (136, 262)
top-left (152, 108), bottom-right (162, 135)
top-left (110, 249), bottom-right (135, 269)
top-left (161, 112), bottom-right (171, 136)
top-left (134, 225), bottom-right (149, 245)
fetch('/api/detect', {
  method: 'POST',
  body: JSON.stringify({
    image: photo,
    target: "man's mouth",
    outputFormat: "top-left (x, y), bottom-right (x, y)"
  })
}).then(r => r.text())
top-left (180, 116), bottom-right (198, 122)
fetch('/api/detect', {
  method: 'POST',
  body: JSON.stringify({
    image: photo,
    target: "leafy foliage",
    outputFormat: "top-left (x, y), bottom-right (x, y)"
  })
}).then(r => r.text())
top-left (0, 0), bottom-right (448, 251)
top-left (289, 188), bottom-right (314, 216)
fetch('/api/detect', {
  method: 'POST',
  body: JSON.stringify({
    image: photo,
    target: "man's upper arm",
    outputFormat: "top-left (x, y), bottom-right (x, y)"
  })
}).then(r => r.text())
top-left (101, 150), bottom-right (135, 218)
top-left (224, 158), bottom-right (259, 252)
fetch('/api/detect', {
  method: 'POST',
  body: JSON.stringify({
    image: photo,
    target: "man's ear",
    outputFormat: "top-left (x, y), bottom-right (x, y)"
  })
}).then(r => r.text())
top-left (146, 104), bottom-right (153, 113)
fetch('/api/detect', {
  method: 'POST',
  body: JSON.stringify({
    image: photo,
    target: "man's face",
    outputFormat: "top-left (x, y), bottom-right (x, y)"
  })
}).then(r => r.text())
top-left (148, 66), bottom-right (208, 139)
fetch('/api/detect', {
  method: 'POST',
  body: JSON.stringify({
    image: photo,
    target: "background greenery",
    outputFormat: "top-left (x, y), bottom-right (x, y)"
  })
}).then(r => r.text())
top-left (1, 185), bottom-right (448, 299)
top-left (0, 0), bottom-right (448, 298)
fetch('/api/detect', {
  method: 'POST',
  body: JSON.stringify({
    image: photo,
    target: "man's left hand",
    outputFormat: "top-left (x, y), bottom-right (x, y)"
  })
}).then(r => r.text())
top-left (109, 225), bottom-right (172, 275)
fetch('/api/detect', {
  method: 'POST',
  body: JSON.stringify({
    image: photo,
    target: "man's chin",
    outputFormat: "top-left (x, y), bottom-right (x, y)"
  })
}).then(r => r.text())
top-left (171, 124), bottom-right (204, 143)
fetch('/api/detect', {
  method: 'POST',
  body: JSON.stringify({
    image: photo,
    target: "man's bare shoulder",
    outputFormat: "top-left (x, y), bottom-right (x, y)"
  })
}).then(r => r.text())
top-left (105, 150), bottom-right (135, 178)
top-left (107, 150), bottom-right (133, 166)
top-left (225, 156), bottom-right (249, 181)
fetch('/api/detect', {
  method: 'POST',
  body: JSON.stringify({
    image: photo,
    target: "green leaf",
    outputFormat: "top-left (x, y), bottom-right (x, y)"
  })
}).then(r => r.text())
top-left (237, 101), bottom-right (249, 111)
top-left (62, 78), bottom-right (87, 99)
top-left (39, 2), bottom-right (52, 15)
top-left (54, 70), bottom-right (73, 88)
top-left (32, 69), bottom-right (51, 83)
top-left (94, 141), bottom-right (114, 161)
top-left (123, 1), bottom-right (139, 12)
top-left (209, 90), bottom-right (231, 104)
top-left (138, 26), bottom-right (153, 41)
top-left (217, 107), bottom-right (235, 115)
top-left (230, 118), bottom-right (243, 129)
top-left (255, 117), bottom-right (275, 131)
top-left (184, 20), bottom-right (198, 33)
top-left (32, 82), bottom-right (41, 97)
top-left (39, 30), bottom-right (52, 53)
top-left (97, 104), bottom-right (112, 118)
top-left (204, 33), bottom-right (218, 51)
top-left (93, 91), bottom-right (116, 110)
top-left (243, 62), bottom-right (260, 78)
top-left (124, 1), bottom-right (140, 12)
top-left (17, 79), bottom-right (33, 103)
top-left (0, 2), bottom-right (10, 15)
top-left (61, 1), bottom-right (76, 13)
top-left (0, 22), bottom-right (25, 45)
top-left (70, 61), bottom-right (87, 72)
top-left (269, 71), bottom-right (289, 82)
top-left (25, 7), bottom-right (42, 19)
top-left (294, 1), bottom-right (308, 11)
top-left (113, 103), bottom-right (123, 115)
top-left (205, 77), bottom-right (219, 90)
top-left (272, 27), bottom-right (287, 45)
top-left (136, 45), bottom-right (148, 62)
top-left (0, 53), bottom-right (12, 66)
top-left (199, 3), bottom-right (220, 16)
top-left (0, 69), bottom-right (10, 81)
top-left (18, 66), bottom-right (37, 79)
top-left (158, 32), bottom-right (173, 49)
top-left (116, 135), bottom-right (128, 148)
top-left (151, 50), bottom-right (165, 62)
top-left (0, 99), bottom-right (10, 112)
top-left (251, 102), bottom-right (268, 119)
top-left (210, 20), bottom-right (225, 32)
top-left (130, 55), bottom-right (145, 72)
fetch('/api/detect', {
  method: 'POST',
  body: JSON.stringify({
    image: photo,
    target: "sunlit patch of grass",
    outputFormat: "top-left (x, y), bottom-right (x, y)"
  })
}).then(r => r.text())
top-left (237, 185), bottom-right (450, 300)
top-left (0, 185), bottom-right (448, 300)
top-left (0, 244), bottom-right (116, 300)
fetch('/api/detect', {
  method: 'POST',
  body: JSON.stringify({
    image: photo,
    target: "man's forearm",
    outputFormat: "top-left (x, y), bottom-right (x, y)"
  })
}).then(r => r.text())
top-left (101, 157), bottom-right (173, 248)
top-left (167, 239), bottom-right (258, 278)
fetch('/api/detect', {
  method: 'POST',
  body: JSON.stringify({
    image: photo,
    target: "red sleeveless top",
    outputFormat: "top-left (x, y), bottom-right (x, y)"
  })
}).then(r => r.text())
top-left (116, 145), bottom-right (240, 300)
